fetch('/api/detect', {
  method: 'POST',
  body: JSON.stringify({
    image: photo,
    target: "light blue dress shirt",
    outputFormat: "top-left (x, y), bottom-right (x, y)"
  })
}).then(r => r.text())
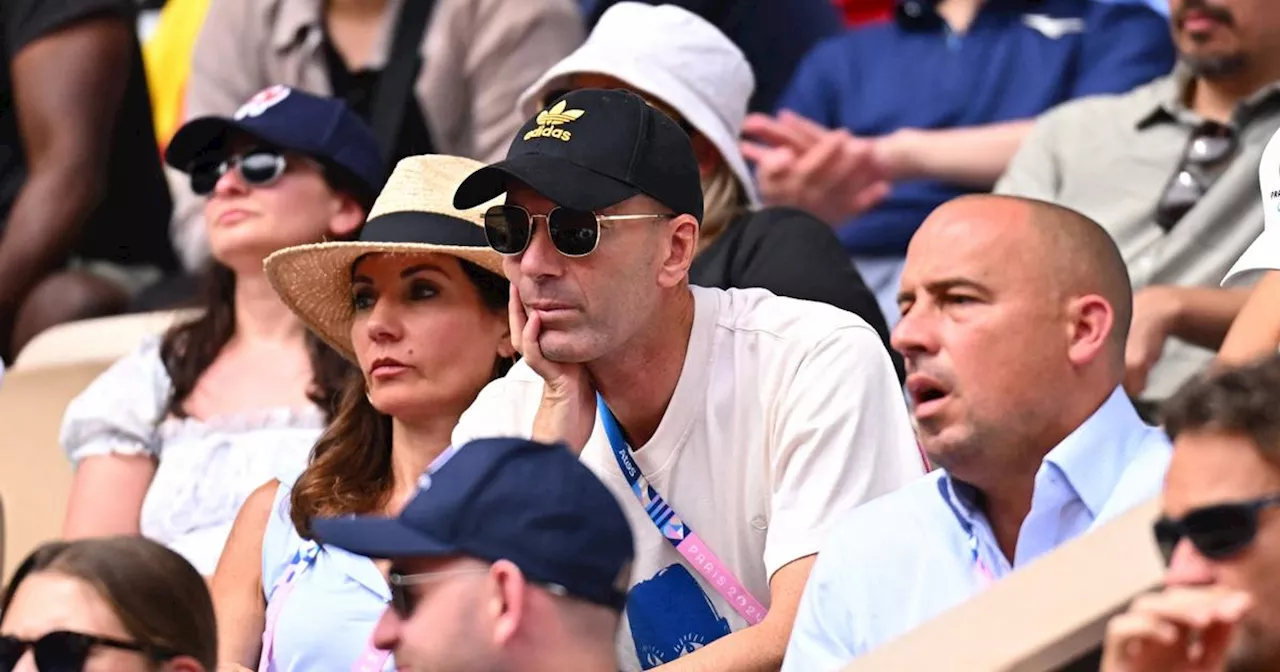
top-left (782, 386), bottom-right (1172, 672)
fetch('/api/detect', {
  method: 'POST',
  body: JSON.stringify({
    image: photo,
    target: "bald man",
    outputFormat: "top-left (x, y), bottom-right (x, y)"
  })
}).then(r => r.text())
top-left (781, 195), bottom-right (1175, 670)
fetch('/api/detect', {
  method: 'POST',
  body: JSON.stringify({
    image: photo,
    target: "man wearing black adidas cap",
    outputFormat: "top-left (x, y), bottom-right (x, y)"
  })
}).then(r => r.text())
top-left (313, 437), bottom-right (632, 672)
top-left (450, 88), bottom-right (924, 671)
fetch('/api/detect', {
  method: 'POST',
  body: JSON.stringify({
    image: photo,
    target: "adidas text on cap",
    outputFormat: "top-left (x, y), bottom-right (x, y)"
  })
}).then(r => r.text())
top-left (453, 88), bottom-right (704, 223)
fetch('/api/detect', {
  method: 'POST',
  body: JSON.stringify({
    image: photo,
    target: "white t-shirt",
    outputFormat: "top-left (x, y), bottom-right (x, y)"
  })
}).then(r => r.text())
top-left (452, 286), bottom-right (924, 670)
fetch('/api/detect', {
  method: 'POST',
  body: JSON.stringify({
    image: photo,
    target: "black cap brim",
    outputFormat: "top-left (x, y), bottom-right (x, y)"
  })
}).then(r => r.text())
top-left (312, 516), bottom-right (457, 560)
top-left (453, 154), bottom-right (639, 212)
top-left (165, 117), bottom-right (258, 172)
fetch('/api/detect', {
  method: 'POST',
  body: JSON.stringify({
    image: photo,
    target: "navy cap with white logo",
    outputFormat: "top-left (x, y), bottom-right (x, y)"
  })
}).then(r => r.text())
top-left (165, 85), bottom-right (385, 206)
top-left (453, 88), bottom-right (704, 223)
top-left (312, 437), bottom-right (635, 611)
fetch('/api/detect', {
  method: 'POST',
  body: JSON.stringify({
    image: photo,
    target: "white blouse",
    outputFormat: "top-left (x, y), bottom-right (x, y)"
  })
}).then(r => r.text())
top-left (60, 337), bottom-right (324, 575)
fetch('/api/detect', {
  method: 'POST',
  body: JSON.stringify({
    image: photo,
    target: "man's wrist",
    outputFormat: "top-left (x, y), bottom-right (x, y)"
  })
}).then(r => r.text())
top-left (876, 128), bottom-right (922, 181)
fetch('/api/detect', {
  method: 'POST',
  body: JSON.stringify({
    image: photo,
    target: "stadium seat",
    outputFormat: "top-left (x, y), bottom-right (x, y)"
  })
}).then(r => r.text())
top-left (12, 310), bottom-right (197, 371)
top-left (0, 362), bottom-right (113, 584)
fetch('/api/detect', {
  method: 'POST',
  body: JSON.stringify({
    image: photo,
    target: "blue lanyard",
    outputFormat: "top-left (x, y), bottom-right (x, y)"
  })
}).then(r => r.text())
top-left (597, 393), bottom-right (691, 545)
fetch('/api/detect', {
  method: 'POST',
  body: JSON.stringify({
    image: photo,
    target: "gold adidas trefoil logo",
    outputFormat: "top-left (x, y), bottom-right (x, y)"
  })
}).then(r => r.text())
top-left (523, 100), bottom-right (584, 142)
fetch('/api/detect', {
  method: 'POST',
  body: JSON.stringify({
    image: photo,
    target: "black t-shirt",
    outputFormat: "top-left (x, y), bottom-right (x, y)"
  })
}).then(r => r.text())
top-left (690, 207), bottom-right (906, 383)
top-left (320, 37), bottom-right (435, 166)
top-left (0, 0), bottom-right (176, 269)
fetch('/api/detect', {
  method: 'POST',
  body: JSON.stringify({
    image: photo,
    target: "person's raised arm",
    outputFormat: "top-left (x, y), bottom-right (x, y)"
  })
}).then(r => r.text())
top-left (211, 480), bottom-right (276, 667)
top-left (0, 12), bottom-right (133, 354)
top-left (1218, 271), bottom-right (1280, 365)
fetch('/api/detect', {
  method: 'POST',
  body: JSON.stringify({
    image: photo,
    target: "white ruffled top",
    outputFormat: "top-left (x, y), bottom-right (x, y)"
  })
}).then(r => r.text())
top-left (60, 336), bottom-right (324, 575)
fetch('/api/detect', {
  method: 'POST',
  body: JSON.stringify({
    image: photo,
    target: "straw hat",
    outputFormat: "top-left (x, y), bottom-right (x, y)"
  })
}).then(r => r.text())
top-left (265, 154), bottom-right (505, 362)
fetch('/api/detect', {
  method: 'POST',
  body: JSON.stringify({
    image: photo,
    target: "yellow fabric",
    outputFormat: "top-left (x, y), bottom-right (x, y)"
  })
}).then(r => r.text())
top-left (141, 0), bottom-right (213, 151)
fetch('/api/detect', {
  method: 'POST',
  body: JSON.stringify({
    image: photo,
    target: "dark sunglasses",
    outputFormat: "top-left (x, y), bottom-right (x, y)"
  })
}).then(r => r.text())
top-left (0, 630), bottom-right (175, 671)
top-left (387, 568), bottom-right (491, 619)
top-left (1155, 121), bottom-right (1238, 231)
top-left (1153, 494), bottom-right (1280, 565)
top-left (189, 148), bottom-right (290, 196)
top-left (483, 204), bottom-right (674, 258)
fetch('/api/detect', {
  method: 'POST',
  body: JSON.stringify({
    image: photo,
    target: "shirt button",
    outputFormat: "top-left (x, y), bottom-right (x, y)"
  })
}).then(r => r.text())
top-left (750, 516), bottom-right (768, 530)
top-left (903, 1), bottom-right (923, 17)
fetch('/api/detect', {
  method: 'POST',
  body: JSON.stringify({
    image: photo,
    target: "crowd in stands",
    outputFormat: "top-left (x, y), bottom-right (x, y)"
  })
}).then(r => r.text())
top-left (1, 0), bottom-right (1280, 670)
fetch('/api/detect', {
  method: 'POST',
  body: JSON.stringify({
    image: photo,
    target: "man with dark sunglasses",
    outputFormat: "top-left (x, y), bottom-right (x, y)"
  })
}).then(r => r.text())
top-left (312, 437), bottom-right (633, 672)
top-left (1101, 355), bottom-right (1280, 672)
top-left (449, 88), bottom-right (923, 671)
top-left (997, 0), bottom-right (1280, 407)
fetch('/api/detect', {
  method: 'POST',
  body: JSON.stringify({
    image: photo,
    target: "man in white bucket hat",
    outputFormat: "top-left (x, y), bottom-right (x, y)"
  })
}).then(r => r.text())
top-left (518, 1), bottom-right (902, 380)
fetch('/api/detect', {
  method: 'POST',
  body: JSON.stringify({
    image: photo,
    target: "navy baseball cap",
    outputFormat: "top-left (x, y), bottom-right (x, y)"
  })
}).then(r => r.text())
top-left (313, 437), bottom-right (634, 611)
top-left (165, 85), bottom-right (385, 207)
top-left (453, 88), bottom-right (703, 222)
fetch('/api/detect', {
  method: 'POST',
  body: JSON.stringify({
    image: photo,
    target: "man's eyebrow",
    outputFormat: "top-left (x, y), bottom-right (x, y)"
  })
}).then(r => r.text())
top-left (898, 278), bottom-right (992, 305)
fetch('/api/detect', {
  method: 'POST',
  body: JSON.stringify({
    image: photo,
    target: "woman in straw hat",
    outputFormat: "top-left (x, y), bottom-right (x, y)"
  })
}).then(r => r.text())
top-left (520, 2), bottom-right (902, 382)
top-left (211, 155), bottom-right (514, 672)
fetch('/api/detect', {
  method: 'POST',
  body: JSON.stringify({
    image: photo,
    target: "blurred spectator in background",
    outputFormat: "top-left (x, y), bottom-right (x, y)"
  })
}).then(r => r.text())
top-left (0, 0), bottom-right (176, 362)
top-left (312, 438), bottom-right (633, 672)
top-left (742, 0), bottom-right (1174, 326)
top-left (520, 1), bottom-right (903, 382)
top-left (577, 0), bottom-right (842, 114)
top-left (1101, 356), bottom-right (1280, 672)
top-left (167, 0), bottom-right (583, 272)
top-left (1216, 127), bottom-right (1280, 366)
top-left (0, 537), bottom-right (216, 672)
top-left (59, 88), bottom-right (380, 576)
top-left (832, 0), bottom-right (894, 25)
top-left (785, 196), bottom-right (1172, 668)
top-left (213, 156), bottom-right (515, 671)
top-left (998, 0), bottom-right (1280, 405)
top-left (142, 0), bottom-right (213, 152)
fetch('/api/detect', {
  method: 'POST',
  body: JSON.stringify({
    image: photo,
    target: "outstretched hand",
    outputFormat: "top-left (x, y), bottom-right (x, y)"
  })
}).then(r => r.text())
top-left (510, 285), bottom-right (596, 453)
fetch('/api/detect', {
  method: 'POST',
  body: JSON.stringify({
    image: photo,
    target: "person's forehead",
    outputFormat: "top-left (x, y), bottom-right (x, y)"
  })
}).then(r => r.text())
top-left (0, 572), bottom-right (126, 640)
top-left (1165, 431), bottom-right (1280, 514)
top-left (903, 204), bottom-right (1046, 289)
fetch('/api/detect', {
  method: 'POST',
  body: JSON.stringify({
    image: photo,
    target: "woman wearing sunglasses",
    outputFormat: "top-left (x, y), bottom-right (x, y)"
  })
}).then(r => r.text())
top-left (210, 155), bottom-right (515, 671)
top-left (0, 536), bottom-right (216, 672)
top-left (517, 2), bottom-right (902, 382)
top-left (60, 87), bottom-right (384, 577)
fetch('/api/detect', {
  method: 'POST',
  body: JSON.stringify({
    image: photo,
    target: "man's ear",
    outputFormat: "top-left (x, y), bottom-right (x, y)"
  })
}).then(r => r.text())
top-left (488, 560), bottom-right (527, 647)
top-left (656, 214), bottom-right (699, 289)
top-left (1065, 293), bottom-right (1115, 368)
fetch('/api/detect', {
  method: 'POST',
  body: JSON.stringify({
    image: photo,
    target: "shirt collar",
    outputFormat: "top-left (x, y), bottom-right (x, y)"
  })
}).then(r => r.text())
top-left (938, 385), bottom-right (1152, 524)
top-left (1135, 66), bottom-right (1280, 129)
top-left (1041, 386), bottom-right (1151, 519)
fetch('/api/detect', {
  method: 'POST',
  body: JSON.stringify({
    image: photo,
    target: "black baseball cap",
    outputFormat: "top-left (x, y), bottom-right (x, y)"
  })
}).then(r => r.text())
top-left (453, 88), bottom-right (704, 222)
top-left (312, 437), bottom-right (634, 611)
top-left (165, 85), bottom-right (385, 207)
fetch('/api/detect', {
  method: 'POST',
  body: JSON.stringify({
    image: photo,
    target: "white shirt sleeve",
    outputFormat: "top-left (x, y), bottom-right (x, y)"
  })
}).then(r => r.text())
top-left (763, 325), bottom-right (924, 578)
top-left (60, 337), bottom-right (170, 465)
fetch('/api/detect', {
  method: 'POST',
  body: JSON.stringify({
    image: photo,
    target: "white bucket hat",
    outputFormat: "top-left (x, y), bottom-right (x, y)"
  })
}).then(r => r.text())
top-left (518, 2), bottom-right (761, 207)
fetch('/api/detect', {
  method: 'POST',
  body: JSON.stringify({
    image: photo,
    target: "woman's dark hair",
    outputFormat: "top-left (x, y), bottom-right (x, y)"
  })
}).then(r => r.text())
top-left (0, 537), bottom-right (217, 669)
top-left (160, 262), bottom-right (353, 420)
top-left (290, 259), bottom-right (509, 537)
